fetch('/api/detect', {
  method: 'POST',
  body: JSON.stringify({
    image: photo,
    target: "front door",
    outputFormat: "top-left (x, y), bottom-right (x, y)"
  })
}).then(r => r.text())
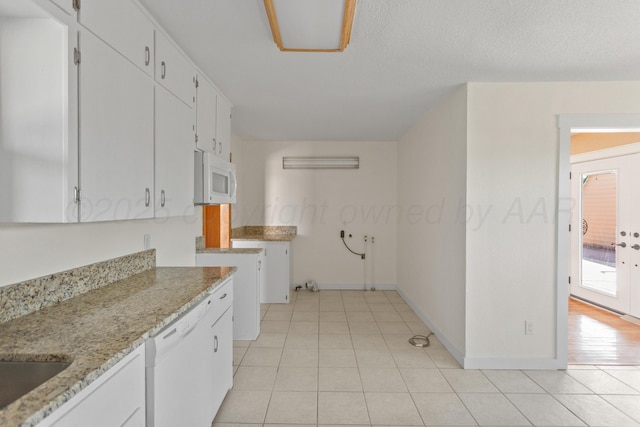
top-left (570, 154), bottom-right (640, 317)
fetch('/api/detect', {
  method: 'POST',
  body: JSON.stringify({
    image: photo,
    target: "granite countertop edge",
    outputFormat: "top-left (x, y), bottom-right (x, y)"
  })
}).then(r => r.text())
top-left (0, 266), bottom-right (236, 427)
top-left (196, 248), bottom-right (264, 254)
top-left (230, 235), bottom-right (296, 242)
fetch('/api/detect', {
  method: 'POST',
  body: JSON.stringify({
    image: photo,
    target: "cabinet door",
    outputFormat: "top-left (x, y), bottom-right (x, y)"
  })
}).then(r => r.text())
top-left (49, 0), bottom-right (76, 15)
top-left (38, 346), bottom-right (145, 427)
top-left (155, 86), bottom-right (194, 218)
top-left (211, 308), bottom-right (233, 416)
top-left (79, 30), bottom-right (154, 222)
top-left (266, 242), bottom-right (291, 303)
top-left (215, 93), bottom-right (231, 161)
top-left (232, 241), bottom-right (289, 304)
top-left (0, 10), bottom-right (77, 223)
top-left (155, 31), bottom-right (196, 107)
top-left (78, 0), bottom-right (153, 75)
top-left (195, 76), bottom-right (216, 152)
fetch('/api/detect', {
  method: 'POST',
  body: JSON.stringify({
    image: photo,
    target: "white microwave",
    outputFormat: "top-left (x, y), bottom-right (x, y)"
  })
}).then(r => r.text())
top-left (194, 151), bottom-right (237, 205)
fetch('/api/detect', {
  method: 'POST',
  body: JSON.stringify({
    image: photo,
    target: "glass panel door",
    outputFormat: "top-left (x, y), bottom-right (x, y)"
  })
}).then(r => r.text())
top-left (580, 171), bottom-right (617, 296)
top-left (571, 157), bottom-right (630, 314)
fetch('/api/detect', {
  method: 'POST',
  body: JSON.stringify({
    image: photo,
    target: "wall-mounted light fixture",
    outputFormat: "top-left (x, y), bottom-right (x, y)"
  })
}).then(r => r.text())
top-left (264, 0), bottom-right (357, 52)
top-left (282, 156), bottom-right (359, 169)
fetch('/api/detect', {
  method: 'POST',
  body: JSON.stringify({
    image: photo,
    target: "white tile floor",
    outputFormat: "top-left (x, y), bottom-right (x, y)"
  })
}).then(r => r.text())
top-left (213, 290), bottom-right (640, 427)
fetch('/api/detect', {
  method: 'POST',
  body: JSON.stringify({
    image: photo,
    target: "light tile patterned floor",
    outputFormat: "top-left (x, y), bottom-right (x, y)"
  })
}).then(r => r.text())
top-left (214, 290), bottom-right (640, 427)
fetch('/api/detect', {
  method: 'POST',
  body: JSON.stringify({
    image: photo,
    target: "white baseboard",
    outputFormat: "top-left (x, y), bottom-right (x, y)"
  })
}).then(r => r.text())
top-left (394, 287), bottom-right (563, 370)
top-left (394, 287), bottom-right (465, 367)
top-left (292, 283), bottom-right (397, 291)
top-left (463, 357), bottom-right (565, 370)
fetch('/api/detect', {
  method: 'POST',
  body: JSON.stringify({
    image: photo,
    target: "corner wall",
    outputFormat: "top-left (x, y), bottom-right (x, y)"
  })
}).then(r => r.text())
top-left (238, 140), bottom-right (397, 289)
top-left (464, 81), bottom-right (640, 368)
top-left (396, 85), bottom-right (468, 360)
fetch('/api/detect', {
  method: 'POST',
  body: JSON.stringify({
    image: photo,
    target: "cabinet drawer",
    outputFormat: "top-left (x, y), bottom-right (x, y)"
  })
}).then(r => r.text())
top-left (209, 278), bottom-right (233, 323)
top-left (39, 346), bottom-right (145, 427)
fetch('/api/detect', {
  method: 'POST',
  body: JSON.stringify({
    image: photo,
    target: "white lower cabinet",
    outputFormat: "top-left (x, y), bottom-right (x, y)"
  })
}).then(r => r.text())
top-left (231, 241), bottom-right (291, 304)
top-left (146, 279), bottom-right (233, 427)
top-left (196, 252), bottom-right (262, 340)
top-left (211, 306), bottom-right (233, 415)
top-left (37, 345), bottom-right (145, 427)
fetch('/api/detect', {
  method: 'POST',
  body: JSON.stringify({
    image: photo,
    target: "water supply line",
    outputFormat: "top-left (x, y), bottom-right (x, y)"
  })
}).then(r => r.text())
top-left (370, 236), bottom-right (376, 291)
top-left (363, 235), bottom-right (368, 291)
top-left (340, 230), bottom-right (365, 259)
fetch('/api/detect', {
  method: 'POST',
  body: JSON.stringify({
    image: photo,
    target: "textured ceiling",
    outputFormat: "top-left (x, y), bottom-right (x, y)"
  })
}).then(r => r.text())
top-left (139, 0), bottom-right (640, 141)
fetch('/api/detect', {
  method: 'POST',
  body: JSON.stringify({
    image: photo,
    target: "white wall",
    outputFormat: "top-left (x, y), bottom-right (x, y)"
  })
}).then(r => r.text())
top-left (230, 132), bottom-right (248, 227)
top-left (0, 213), bottom-right (201, 287)
top-left (397, 85), bottom-right (468, 359)
top-left (464, 81), bottom-right (640, 367)
top-left (238, 140), bottom-right (397, 289)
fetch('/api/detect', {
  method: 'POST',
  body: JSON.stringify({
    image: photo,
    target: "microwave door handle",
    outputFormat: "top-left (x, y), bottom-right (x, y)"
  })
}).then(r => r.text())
top-left (230, 169), bottom-right (237, 200)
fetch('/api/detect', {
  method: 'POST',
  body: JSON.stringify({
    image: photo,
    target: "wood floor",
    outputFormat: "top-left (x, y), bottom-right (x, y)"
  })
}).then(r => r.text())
top-left (568, 298), bottom-right (640, 365)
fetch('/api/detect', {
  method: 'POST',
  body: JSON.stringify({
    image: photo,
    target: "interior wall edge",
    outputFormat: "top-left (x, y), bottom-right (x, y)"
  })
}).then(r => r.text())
top-left (396, 286), bottom-right (465, 367)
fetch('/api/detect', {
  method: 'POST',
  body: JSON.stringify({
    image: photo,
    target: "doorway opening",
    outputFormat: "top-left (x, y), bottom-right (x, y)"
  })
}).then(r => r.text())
top-left (558, 116), bottom-right (640, 366)
top-left (203, 204), bottom-right (232, 248)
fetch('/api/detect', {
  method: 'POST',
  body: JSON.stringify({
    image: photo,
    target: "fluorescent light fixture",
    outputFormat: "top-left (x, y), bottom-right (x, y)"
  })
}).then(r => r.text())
top-left (264, 0), bottom-right (356, 52)
top-left (282, 156), bottom-right (359, 169)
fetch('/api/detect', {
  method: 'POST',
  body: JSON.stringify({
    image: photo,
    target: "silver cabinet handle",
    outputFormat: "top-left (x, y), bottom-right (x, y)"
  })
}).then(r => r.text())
top-left (612, 242), bottom-right (627, 248)
top-left (219, 293), bottom-right (227, 300)
top-left (144, 46), bottom-right (150, 66)
top-left (258, 260), bottom-right (261, 270)
top-left (161, 61), bottom-right (166, 79)
top-left (160, 190), bottom-right (166, 207)
top-left (218, 141), bottom-right (222, 155)
top-left (213, 335), bottom-right (218, 353)
top-left (632, 244), bottom-right (640, 250)
top-left (74, 186), bottom-right (80, 203)
top-left (145, 188), bottom-right (150, 207)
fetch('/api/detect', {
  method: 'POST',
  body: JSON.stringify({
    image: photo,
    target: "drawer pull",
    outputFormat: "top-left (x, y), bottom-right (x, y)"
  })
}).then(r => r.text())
top-left (219, 293), bottom-right (227, 300)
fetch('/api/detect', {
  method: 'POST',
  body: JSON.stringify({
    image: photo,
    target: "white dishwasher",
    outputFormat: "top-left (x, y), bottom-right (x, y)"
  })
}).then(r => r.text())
top-left (146, 278), bottom-right (233, 427)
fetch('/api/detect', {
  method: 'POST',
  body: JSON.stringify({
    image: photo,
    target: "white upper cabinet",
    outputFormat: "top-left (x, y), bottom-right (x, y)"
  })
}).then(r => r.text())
top-left (1, 0), bottom-right (232, 223)
top-left (79, 29), bottom-right (154, 222)
top-left (195, 76), bottom-right (233, 159)
top-left (216, 95), bottom-right (232, 161)
top-left (155, 85), bottom-right (195, 218)
top-left (49, 0), bottom-right (75, 15)
top-left (0, 0), bottom-right (78, 223)
top-left (155, 31), bottom-right (196, 108)
top-left (77, 0), bottom-right (154, 76)
top-left (196, 76), bottom-right (217, 153)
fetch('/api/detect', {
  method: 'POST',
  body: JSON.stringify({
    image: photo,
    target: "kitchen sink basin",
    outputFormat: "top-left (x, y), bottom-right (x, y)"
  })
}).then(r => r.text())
top-left (0, 360), bottom-right (71, 409)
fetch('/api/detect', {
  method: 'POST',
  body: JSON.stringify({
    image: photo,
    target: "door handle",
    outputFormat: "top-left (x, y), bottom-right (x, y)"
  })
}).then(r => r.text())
top-left (632, 244), bottom-right (640, 250)
top-left (612, 242), bottom-right (627, 248)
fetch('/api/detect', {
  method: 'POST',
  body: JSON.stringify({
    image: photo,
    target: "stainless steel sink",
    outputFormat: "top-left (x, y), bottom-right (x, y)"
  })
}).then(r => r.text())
top-left (0, 360), bottom-right (71, 408)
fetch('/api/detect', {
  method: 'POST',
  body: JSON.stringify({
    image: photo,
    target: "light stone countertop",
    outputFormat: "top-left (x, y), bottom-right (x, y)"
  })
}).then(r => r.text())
top-left (231, 225), bottom-right (297, 242)
top-left (0, 266), bottom-right (235, 427)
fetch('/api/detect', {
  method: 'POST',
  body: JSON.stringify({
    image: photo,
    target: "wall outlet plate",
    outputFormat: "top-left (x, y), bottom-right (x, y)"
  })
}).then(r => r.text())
top-left (525, 320), bottom-right (535, 335)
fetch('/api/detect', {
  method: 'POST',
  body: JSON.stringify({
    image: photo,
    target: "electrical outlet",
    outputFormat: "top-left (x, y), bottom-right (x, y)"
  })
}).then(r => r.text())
top-left (525, 320), bottom-right (534, 335)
